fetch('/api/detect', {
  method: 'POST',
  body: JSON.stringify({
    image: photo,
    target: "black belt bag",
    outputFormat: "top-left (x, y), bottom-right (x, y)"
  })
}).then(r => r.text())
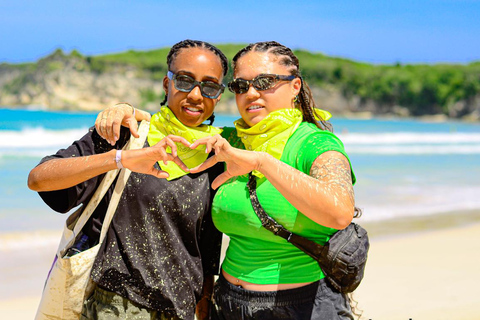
top-left (247, 173), bottom-right (369, 293)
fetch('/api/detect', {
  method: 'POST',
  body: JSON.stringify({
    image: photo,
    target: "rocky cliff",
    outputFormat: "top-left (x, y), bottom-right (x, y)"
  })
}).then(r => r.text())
top-left (0, 50), bottom-right (165, 112)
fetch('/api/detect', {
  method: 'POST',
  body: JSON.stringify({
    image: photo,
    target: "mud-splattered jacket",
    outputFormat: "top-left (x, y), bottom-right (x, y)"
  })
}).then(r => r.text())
top-left (38, 126), bottom-right (223, 320)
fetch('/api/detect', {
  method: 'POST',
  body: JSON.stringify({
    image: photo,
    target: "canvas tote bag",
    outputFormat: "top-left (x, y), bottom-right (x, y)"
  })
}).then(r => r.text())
top-left (35, 121), bottom-right (149, 320)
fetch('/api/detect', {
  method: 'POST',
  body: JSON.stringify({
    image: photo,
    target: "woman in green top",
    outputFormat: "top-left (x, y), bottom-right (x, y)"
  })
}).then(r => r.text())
top-left (98, 41), bottom-right (359, 319)
top-left (189, 41), bottom-right (359, 320)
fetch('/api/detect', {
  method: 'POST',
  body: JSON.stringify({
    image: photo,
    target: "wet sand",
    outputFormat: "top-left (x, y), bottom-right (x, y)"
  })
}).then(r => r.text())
top-left (1, 211), bottom-right (479, 319)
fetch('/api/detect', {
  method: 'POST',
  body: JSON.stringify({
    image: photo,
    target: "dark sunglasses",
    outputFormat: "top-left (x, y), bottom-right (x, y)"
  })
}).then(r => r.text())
top-left (167, 71), bottom-right (225, 99)
top-left (228, 74), bottom-right (296, 94)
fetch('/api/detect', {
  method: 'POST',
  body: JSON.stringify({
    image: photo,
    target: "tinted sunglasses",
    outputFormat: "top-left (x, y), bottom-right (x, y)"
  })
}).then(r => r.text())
top-left (167, 71), bottom-right (225, 99)
top-left (228, 74), bottom-right (296, 94)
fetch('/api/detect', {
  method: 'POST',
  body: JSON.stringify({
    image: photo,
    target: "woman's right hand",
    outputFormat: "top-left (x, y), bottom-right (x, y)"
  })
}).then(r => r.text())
top-left (122, 135), bottom-right (191, 179)
top-left (189, 135), bottom-right (263, 189)
top-left (95, 103), bottom-right (151, 146)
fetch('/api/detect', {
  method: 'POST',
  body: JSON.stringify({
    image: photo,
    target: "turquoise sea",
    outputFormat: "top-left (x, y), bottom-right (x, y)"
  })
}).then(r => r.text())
top-left (1, 108), bottom-right (480, 241)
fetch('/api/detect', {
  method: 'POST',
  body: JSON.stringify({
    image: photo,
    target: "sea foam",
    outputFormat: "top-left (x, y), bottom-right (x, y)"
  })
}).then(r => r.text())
top-left (0, 127), bottom-right (89, 148)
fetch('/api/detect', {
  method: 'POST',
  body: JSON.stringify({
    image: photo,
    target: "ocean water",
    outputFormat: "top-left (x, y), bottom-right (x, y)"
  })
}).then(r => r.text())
top-left (1, 108), bottom-right (480, 237)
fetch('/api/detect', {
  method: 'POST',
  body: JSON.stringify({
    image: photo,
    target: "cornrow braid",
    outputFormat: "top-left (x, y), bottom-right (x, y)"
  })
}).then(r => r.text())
top-left (206, 113), bottom-right (215, 125)
top-left (167, 39), bottom-right (228, 76)
top-left (232, 41), bottom-right (332, 132)
top-left (160, 94), bottom-right (168, 106)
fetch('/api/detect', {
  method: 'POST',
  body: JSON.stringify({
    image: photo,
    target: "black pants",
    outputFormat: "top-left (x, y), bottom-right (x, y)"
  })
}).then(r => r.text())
top-left (211, 274), bottom-right (353, 320)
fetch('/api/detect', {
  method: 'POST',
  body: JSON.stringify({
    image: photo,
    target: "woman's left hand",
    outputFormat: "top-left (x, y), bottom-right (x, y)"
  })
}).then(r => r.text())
top-left (189, 135), bottom-right (262, 189)
top-left (195, 275), bottom-right (214, 320)
top-left (195, 296), bottom-right (211, 320)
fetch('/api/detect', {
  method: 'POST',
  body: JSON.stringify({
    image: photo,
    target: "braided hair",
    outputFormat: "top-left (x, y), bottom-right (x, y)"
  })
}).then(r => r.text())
top-left (161, 40), bottom-right (228, 125)
top-left (232, 41), bottom-right (332, 132)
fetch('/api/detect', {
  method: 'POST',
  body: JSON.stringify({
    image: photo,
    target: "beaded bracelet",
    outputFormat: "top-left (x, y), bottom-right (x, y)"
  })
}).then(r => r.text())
top-left (115, 150), bottom-right (124, 169)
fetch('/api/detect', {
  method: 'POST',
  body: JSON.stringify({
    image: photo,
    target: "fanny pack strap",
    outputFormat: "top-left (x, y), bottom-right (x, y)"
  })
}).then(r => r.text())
top-left (247, 173), bottom-right (326, 260)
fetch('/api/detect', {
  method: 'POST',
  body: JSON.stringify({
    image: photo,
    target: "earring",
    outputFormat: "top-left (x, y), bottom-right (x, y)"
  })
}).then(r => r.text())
top-left (293, 95), bottom-right (300, 108)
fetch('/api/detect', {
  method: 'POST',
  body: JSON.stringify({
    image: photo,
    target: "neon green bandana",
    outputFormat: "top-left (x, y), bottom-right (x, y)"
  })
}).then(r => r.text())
top-left (148, 106), bottom-right (223, 180)
top-left (313, 109), bottom-right (332, 122)
top-left (234, 108), bottom-right (303, 178)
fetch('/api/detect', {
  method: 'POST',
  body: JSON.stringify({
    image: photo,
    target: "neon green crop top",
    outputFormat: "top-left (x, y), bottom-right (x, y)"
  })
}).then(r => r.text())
top-left (214, 122), bottom-right (356, 284)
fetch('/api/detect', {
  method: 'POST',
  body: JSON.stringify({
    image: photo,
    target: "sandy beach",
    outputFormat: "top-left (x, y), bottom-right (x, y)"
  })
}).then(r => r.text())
top-left (354, 219), bottom-right (480, 320)
top-left (1, 213), bottom-right (479, 320)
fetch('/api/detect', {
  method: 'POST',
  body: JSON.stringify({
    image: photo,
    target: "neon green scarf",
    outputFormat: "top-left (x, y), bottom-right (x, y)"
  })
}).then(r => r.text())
top-left (147, 106), bottom-right (223, 180)
top-left (313, 109), bottom-right (332, 122)
top-left (234, 108), bottom-right (332, 178)
top-left (234, 108), bottom-right (303, 178)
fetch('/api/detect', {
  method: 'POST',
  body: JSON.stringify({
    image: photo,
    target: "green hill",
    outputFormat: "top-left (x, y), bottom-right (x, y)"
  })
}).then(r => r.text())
top-left (0, 45), bottom-right (479, 120)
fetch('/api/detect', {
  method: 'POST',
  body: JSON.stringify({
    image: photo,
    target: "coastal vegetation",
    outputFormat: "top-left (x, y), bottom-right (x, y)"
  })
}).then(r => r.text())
top-left (0, 45), bottom-right (479, 120)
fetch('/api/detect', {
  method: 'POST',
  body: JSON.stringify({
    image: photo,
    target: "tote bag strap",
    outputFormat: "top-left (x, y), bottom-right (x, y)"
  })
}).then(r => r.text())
top-left (99, 120), bottom-right (150, 242)
top-left (71, 121), bottom-right (149, 240)
top-left (71, 170), bottom-right (119, 238)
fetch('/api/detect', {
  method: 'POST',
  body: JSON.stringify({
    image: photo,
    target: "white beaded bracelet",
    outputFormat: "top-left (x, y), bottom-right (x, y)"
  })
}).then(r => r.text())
top-left (115, 150), bottom-right (124, 169)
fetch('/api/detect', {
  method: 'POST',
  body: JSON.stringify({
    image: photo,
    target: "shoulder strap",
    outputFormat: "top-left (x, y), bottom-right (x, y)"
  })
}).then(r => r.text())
top-left (247, 173), bottom-right (326, 260)
top-left (99, 121), bottom-right (150, 242)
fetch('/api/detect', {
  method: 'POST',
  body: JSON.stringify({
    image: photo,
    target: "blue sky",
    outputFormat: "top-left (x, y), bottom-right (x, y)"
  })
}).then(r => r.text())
top-left (1, 0), bottom-right (479, 64)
